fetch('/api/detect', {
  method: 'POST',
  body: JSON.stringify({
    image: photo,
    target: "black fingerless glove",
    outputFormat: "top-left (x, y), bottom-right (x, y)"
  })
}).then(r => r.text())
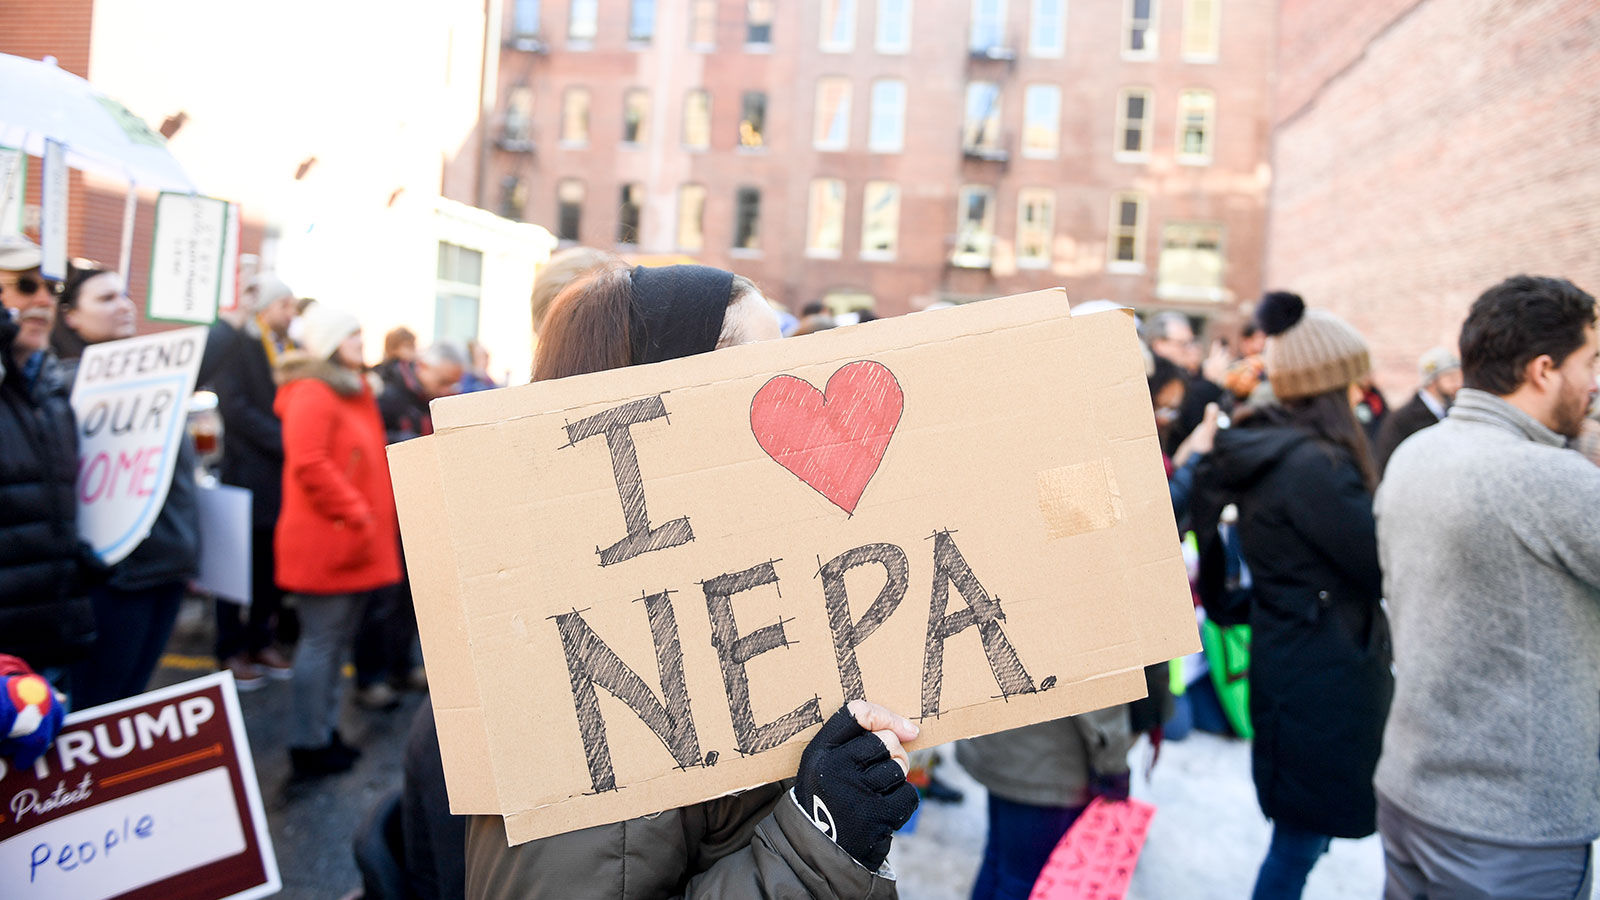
top-left (792, 705), bottom-right (919, 872)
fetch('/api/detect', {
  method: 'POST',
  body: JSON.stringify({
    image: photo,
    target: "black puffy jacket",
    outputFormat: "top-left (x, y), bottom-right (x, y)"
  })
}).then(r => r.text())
top-left (0, 318), bottom-right (98, 668)
top-left (1196, 420), bottom-right (1393, 839)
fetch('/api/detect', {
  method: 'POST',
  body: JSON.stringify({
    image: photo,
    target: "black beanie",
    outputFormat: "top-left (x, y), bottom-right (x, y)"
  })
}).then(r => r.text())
top-left (628, 265), bottom-right (735, 365)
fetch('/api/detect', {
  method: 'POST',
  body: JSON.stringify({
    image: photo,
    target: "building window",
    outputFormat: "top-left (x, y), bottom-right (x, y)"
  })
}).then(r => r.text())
top-left (677, 184), bottom-right (707, 250)
top-left (970, 0), bottom-right (1008, 53)
top-left (1124, 0), bottom-right (1156, 58)
top-left (1115, 87), bottom-right (1151, 158)
top-left (683, 90), bottom-right (711, 149)
top-left (435, 242), bottom-right (483, 343)
top-left (807, 179), bottom-right (846, 257)
top-left (1158, 222), bottom-right (1225, 299)
top-left (561, 87), bottom-right (590, 146)
top-left (876, 0), bottom-right (912, 53)
top-left (569, 0), bottom-right (598, 41)
top-left (861, 180), bottom-right (900, 259)
top-left (1108, 191), bottom-right (1146, 270)
top-left (734, 186), bottom-right (761, 251)
top-left (504, 86), bottom-right (534, 144)
top-left (629, 0), bottom-right (657, 42)
top-left (512, 0), bottom-right (541, 37)
top-left (1017, 188), bottom-right (1053, 268)
top-left (868, 79), bottom-right (906, 153)
top-left (953, 185), bottom-right (995, 267)
top-left (821, 0), bottom-right (856, 51)
top-left (623, 89), bottom-right (650, 145)
top-left (1177, 89), bottom-right (1214, 162)
top-left (1182, 0), bottom-right (1218, 60)
top-left (747, 0), bottom-right (774, 45)
top-left (814, 78), bottom-right (852, 151)
top-left (618, 183), bottom-right (643, 244)
top-left (963, 82), bottom-right (1003, 154)
top-left (739, 92), bottom-right (767, 148)
top-left (499, 176), bottom-right (528, 221)
top-left (691, 0), bottom-right (717, 48)
top-left (557, 179), bottom-right (584, 241)
top-left (1029, 0), bottom-right (1065, 57)
top-left (1022, 84), bottom-right (1059, 158)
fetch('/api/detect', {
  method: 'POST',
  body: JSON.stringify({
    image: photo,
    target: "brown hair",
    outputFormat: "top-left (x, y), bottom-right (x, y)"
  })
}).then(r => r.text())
top-left (533, 262), bottom-right (635, 381)
top-left (383, 326), bottom-right (417, 362)
top-left (532, 247), bottom-right (616, 337)
top-left (1276, 388), bottom-right (1379, 493)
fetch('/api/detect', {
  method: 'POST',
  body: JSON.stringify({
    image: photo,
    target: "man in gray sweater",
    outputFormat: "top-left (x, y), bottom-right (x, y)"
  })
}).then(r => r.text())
top-left (1375, 275), bottom-right (1600, 899)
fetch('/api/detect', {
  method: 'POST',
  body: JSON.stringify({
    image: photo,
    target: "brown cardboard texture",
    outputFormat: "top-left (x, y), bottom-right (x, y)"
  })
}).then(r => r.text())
top-left (388, 290), bottom-right (1198, 845)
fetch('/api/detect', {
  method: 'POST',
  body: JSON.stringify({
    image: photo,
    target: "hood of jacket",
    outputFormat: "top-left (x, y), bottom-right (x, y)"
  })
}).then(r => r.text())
top-left (1205, 421), bottom-right (1313, 491)
top-left (274, 350), bottom-right (367, 408)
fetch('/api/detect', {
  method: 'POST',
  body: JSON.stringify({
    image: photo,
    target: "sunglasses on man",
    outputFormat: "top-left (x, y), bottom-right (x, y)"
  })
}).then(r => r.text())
top-left (0, 274), bottom-right (63, 299)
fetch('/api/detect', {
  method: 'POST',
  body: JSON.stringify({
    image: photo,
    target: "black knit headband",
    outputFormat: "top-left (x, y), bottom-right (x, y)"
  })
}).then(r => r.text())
top-left (628, 265), bottom-right (735, 365)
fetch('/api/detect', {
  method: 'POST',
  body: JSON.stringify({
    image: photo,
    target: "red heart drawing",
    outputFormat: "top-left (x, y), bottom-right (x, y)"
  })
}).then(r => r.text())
top-left (749, 360), bottom-right (904, 514)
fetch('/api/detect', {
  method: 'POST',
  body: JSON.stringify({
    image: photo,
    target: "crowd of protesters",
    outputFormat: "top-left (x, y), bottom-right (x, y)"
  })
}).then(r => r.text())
top-left (2, 229), bottom-right (1597, 900)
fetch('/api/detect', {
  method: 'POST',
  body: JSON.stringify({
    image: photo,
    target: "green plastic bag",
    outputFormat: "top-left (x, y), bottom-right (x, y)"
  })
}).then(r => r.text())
top-left (1201, 618), bottom-right (1253, 739)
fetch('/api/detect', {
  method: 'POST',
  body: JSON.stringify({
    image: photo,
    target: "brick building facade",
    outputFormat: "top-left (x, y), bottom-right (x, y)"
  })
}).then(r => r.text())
top-left (487, 0), bottom-right (1275, 319)
top-left (1266, 0), bottom-right (1600, 396)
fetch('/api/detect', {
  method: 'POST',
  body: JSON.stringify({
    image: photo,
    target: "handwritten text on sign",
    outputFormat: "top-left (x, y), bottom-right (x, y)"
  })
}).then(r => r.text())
top-left (0, 674), bottom-right (279, 900)
top-left (394, 294), bottom-right (1200, 843)
top-left (146, 193), bottom-right (228, 324)
top-left (70, 327), bottom-right (207, 565)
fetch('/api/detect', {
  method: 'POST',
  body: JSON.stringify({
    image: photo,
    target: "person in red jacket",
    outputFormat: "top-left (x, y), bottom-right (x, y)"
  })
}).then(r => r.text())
top-left (274, 302), bottom-right (401, 777)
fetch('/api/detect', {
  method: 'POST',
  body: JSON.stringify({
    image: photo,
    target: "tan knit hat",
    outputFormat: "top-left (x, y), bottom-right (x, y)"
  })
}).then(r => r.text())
top-left (1257, 291), bottom-right (1370, 400)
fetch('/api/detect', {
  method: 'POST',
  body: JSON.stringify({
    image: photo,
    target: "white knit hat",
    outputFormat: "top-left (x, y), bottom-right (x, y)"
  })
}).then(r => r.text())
top-left (296, 301), bottom-right (361, 360)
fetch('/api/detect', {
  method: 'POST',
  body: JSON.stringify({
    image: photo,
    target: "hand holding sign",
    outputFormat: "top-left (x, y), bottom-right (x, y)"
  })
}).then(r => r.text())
top-left (793, 702), bottom-right (920, 872)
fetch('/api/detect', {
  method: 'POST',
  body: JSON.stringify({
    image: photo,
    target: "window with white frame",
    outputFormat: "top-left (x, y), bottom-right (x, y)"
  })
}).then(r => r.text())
top-left (807, 179), bottom-right (846, 256)
top-left (1177, 89), bottom-right (1214, 162)
top-left (734, 186), bottom-right (762, 250)
top-left (1158, 222), bottom-right (1225, 299)
top-left (1108, 192), bottom-right (1146, 269)
top-left (1124, 0), bottom-right (1156, 58)
top-left (629, 0), bottom-right (657, 42)
top-left (861, 181), bottom-right (900, 258)
top-left (1022, 84), bottom-right (1059, 158)
top-left (1115, 87), bottom-right (1151, 158)
top-left (512, 0), bottom-right (542, 37)
top-left (970, 0), bottom-right (1008, 53)
top-left (569, 0), bottom-right (598, 41)
top-left (1029, 0), bottom-right (1065, 57)
top-left (683, 90), bottom-right (711, 149)
top-left (560, 87), bottom-right (590, 145)
top-left (876, 0), bottom-right (912, 53)
top-left (677, 184), bottom-right (707, 250)
top-left (556, 179), bottom-right (584, 241)
top-left (821, 0), bottom-right (856, 51)
top-left (963, 82), bottom-right (1003, 153)
top-left (435, 242), bottom-right (483, 344)
top-left (747, 0), bottom-right (774, 45)
top-left (1017, 188), bottom-right (1054, 268)
top-left (622, 89), bottom-right (650, 145)
top-left (953, 185), bottom-right (996, 267)
top-left (1182, 0), bottom-right (1218, 60)
top-left (617, 183), bottom-right (643, 244)
top-left (868, 79), bottom-right (906, 153)
top-left (690, 0), bottom-right (717, 47)
top-left (814, 77), bottom-right (852, 151)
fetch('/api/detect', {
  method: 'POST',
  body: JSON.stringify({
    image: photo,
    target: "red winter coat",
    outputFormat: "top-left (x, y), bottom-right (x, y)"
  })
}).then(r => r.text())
top-left (273, 358), bottom-right (402, 595)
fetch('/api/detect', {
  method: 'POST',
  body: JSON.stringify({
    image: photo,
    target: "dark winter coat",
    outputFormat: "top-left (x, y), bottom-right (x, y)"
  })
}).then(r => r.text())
top-left (375, 358), bottom-right (432, 444)
top-left (465, 783), bottom-right (897, 900)
top-left (1196, 421), bottom-right (1393, 839)
top-left (213, 317), bottom-right (288, 529)
top-left (1374, 393), bottom-right (1440, 478)
top-left (0, 319), bottom-right (98, 667)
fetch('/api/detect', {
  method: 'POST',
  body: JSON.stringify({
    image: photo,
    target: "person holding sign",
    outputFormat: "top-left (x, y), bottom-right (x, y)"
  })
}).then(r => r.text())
top-left (274, 301), bottom-right (402, 777)
top-left (1196, 292), bottom-right (1392, 900)
top-left (52, 268), bottom-right (203, 709)
top-left (462, 263), bottom-right (918, 899)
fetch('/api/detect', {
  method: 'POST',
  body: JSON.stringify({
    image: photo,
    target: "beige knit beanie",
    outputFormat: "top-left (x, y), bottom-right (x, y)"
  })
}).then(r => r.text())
top-left (297, 301), bottom-right (361, 361)
top-left (1257, 291), bottom-right (1370, 400)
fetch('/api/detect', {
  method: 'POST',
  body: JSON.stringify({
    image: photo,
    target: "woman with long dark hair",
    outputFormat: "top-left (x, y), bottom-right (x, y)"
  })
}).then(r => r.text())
top-left (1196, 292), bottom-right (1393, 900)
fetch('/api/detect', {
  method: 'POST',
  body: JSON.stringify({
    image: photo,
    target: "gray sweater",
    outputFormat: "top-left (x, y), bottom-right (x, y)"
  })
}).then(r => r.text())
top-left (1374, 389), bottom-right (1600, 846)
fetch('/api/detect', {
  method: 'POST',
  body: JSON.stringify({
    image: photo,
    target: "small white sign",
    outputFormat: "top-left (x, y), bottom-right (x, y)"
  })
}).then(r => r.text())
top-left (0, 146), bottom-right (24, 237)
top-left (70, 327), bottom-right (209, 565)
top-left (147, 193), bottom-right (229, 324)
top-left (40, 140), bottom-right (68, 281)
top-left (195, 482), bottom-right (252, 605)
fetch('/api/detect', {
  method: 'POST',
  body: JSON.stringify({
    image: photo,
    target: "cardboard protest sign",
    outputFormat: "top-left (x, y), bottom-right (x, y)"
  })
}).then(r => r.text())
top-left (389, 291), bottom-right (1198, 845)
top-left (146, 193), bottom-right (229, 325)
top-left (1029, 798), bottom-right (1156, 900)
top-left (71, 327), bottom-right (208, 565)
top-left (0, 673), bottom-right (280, 900)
